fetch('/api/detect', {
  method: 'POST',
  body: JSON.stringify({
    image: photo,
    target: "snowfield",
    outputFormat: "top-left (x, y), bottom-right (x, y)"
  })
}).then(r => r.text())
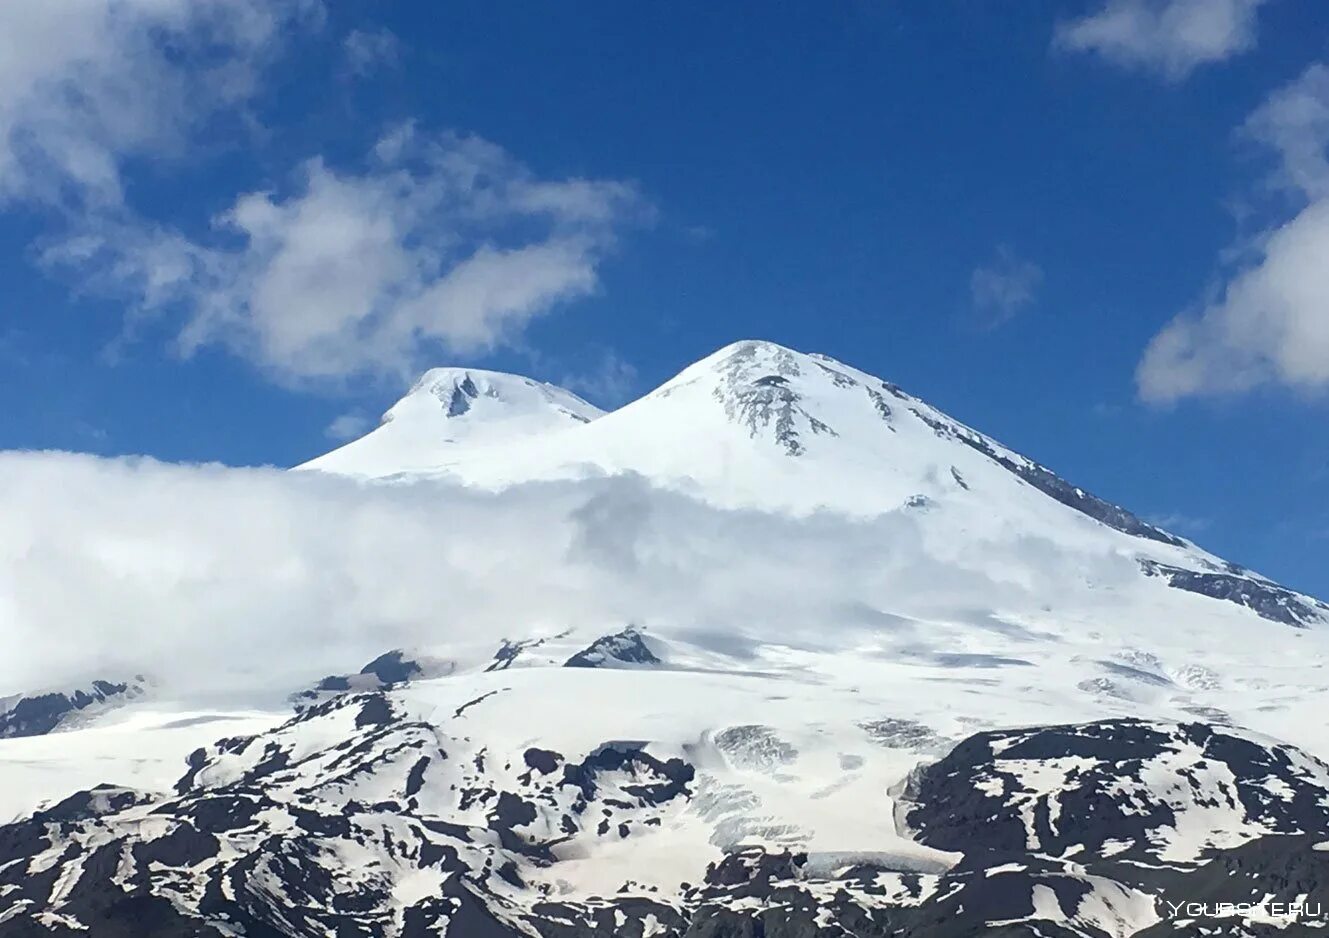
top-left (1, 340), bottom-right (1326, 937)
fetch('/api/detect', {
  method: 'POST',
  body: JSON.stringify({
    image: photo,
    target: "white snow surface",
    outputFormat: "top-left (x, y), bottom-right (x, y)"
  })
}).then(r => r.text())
top-left (300, 366), bottom-right (604, 477)
top-left (297, 340), bottom-right (1320, 624)
top-left (297, 342), bottom-right (1215, 541)
top-left (3, 339), bottom-right (1329, 922)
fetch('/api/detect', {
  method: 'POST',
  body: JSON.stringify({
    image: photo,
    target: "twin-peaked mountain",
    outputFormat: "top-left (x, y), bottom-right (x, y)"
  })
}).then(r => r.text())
top-left (304, 339), bottom-right (1325, 628)
top-left (3, 340), bottom-right (1328, 938)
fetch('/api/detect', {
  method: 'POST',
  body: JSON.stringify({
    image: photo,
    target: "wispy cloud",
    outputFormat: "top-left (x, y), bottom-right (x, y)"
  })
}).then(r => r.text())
top-left (1146, 512), bottom-right (1212, 536)
top-left (560, 351), bottom-right (640, 407)
top-left (1, 5), bottom-right (647, 392)
top-left (1242, 63), bottom-right (1329, 200)
top-left (0, 451), bottom-right (1148, 699)
top-left (343, 28), bottom-right (400, 77)
top-left (0, 0), bottom-right (321, 209)
top-left (1054, 0), bottom-right (1268, 80)
top-left (1137, 65), bottom-right (1329, 403)
top-left (45, 126), bottom-right (648, 386)
top-left (325, 413), bottom-right (373, 442)
top-left (969, 245), bottom-right (1043, 328)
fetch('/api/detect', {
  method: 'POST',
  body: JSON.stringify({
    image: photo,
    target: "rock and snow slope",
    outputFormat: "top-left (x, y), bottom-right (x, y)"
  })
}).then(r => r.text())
top-left (3, 340), bottom-right (1328, 936)
top-left (4, 671), bottom-right (1329, 937)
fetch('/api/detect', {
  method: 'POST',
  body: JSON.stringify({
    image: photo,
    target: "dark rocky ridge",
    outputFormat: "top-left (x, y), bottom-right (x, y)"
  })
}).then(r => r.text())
top-left (0, 678), bottom-right (142, 739)
top-left (446, 374), bottom-right (484, 416)
top-left (713, 344), bottom-right (837, 457)
top-left (360, 649), bottom-right (425, 684)
top-left (874, 379), bottom-right (1327, 629)
top-left (903, 719), bottom-right (1329, 862)
top-left (716, 342), bottom-right (1190, 553)
top-left (4, 705), bottom-right (1328, 937)
top-left (895, 391), bottom-right (1186, 549)
top-left (291, 650), bottom-right (449, 710)
top-left (1140, 559), bottom-right (1329, 628)
top-left (564, 627), bottom-right (661, 668)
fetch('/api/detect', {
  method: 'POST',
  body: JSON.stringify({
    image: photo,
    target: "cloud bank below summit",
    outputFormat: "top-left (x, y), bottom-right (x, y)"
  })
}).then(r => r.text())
top-left (0, 451), bottom-right (1138, 703)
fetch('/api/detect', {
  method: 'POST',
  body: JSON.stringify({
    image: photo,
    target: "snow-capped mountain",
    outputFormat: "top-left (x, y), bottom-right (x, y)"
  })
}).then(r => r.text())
top-left (302, 339), bottom-right (1326, 630)
top-left (300, 368), bottom-right (604, 477)
top-left (3, 340), bottom-right (1329, 937)
top-left (0, 677), bottom-right (147, 739)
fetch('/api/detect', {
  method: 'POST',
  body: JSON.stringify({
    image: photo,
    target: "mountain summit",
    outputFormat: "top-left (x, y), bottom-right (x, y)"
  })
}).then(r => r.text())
top-left (5, 342), bottom-right (1329, 937)
top-left (301, 339), bottom-right (1325, 628)
top-left (299, 367), bottom-right (603, 477)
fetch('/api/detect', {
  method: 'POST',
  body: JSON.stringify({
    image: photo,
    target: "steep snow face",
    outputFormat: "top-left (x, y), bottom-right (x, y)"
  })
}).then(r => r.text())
top-left (303, 342), bottom-right (1172, 531)
top-left (468, 338), bottom-right (1148, 523)
top-left (297, 368), bottom-right (604, 477)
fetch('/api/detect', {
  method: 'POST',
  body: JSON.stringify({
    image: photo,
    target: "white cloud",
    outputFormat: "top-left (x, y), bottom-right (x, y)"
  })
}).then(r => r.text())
top-left (970, 246), bottom-right (1043, 327)
top-left (1243, 64), bottom-right (1329, 200)
top-left (0, 0), bottom-right (320, 208)
top-left (0, 452), bottom-right (1138, 701)
top-left (1137, 202), bottom-right (1329, 400)
top-left (1137, 65), bottom-right (1329, 403)
top-left (1054, 0), bottom-right (1267, 80)
top-left (1146, 512), bottom-right (1211, 535)
top-left (48, 128), bottom-right (646, 384)
top-left (560, 350), bottom-right (640, 406)
top-left (325, 413), bottom-right (372, 442)
top-left (343, 28), bottom-right (400, 76)
top-left (2, 5), bottom-right (641, 386)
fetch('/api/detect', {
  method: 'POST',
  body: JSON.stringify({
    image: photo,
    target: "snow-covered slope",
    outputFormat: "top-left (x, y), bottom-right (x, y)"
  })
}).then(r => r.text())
top-left (303, 339), bottom-right (1326, 629)
top-left (299, 368), bottom-right (604, 478)
top-left (304, 340), bottom-right (1157, 522)
top-left (5, 664), bottom-right (1329, 937)
top-left (0, 676), bottom-right (147, 739)
top-left (4, 339), bottom-right (1329, 937)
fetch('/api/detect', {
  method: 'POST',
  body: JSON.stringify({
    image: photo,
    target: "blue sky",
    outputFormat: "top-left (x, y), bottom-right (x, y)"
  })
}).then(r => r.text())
top-left (1, 0), bottom-right (1327, 597)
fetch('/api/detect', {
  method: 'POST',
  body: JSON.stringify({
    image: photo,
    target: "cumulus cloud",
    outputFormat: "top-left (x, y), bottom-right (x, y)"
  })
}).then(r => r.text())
top-left (1137, 65), bottom-right (1329, 402)
top-left (0, 452), bottom-right (1138, 704)
top-left (1, 5), bottom-right (643, 387)
top-left (47, 127), bottom-right (645, 384)
top-left (1055, 0), bottom-right (1267, 80)
top-left (0, 0), bottom-right (320, 208)
top-left (969, 246), bottom-right (1043, 327)
top-left (1136, 203), bottom-right (1329, 400)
